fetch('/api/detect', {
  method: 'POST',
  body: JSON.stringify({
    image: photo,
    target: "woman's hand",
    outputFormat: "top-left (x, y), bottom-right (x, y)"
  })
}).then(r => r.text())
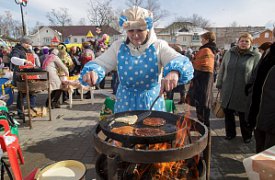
top-left (82, 71), bottom-right (98, 86)
top-left (160, 71), bottom-right (179, 95)
top-left (24, 60), bottom-right (33, 65)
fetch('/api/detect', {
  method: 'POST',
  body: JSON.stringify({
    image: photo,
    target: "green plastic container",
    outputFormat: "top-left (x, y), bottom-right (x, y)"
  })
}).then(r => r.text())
top-left (0, 106), bottom-right (19, 137)
top-left (99, 97), bottom-right (176, 120)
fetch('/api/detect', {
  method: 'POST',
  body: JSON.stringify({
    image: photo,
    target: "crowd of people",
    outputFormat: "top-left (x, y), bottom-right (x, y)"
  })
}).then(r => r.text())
top-left (0, 34), bottom-right (111, 118)
top-left (0, 5), bottom-right (274, 155)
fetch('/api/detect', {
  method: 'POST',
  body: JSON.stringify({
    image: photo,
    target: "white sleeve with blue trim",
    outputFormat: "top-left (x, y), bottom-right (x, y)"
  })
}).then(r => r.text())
top-left (79, 61), bottom-right (106, 86)
top-left (163, 55), bottom-right (194, 84)
top-left (79, 40), bottom-right (122, 86)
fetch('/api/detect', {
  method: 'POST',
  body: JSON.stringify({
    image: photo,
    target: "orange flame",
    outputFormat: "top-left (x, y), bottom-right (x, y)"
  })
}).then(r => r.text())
top-left (148, 103), bottom-right (202, 179)
top-left (110, 104), bottom-right (201, 179)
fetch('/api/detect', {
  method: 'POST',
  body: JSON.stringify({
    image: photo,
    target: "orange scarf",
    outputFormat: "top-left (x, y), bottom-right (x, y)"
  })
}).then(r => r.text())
top-left (192, 48), bottom-right (214, 73)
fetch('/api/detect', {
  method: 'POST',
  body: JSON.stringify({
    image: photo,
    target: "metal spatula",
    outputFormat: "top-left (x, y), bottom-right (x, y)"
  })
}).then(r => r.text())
top-left (137, 95), bottom-right (161, 121)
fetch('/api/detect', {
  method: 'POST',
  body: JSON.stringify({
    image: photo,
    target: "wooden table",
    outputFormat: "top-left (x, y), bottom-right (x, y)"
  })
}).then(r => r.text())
top-left (16, 71), bottom-right (52, 129)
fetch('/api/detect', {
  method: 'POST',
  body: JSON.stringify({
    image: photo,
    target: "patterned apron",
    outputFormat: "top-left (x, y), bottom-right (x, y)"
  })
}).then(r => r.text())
top-left (115, 43), bottom-right (165, 113)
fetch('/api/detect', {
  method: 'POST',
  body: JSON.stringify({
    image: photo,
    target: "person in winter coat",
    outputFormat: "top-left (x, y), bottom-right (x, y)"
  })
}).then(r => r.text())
top-left (39, 46), bottom-right (50, 66)
top-left (69, 46), bottom-right (82, 75)
top-left (189, 32), bottom-right (217, 127)
top-left (216, 33), bottom-right (261, 143)
top-left (246, 28), bottom-right (275, 152)
top-left (42, 49), bottom-right (69, 108)
top-left (80, 6), bottom-right (194, 113)
top-left (10, 36), bottom-right (38, 119)
top-left (80, 41), bottom-right (95, 69)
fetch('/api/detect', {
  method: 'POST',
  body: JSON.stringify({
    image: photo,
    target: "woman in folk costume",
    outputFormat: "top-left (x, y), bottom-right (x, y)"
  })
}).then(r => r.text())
top-left (80, 6), bottom-right (194, 113)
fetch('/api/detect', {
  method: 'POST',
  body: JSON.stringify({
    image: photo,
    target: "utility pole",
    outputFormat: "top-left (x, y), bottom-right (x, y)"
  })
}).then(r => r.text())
top-left (15, 0), bottom-right (28, 36)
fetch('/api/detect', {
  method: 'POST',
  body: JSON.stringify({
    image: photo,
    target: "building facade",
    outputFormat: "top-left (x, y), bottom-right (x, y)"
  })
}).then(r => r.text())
top-left (208, 26), bottom-right (266, 49)
top-left (252, 29), bottom-right (274, 47)
top-left (156, 22), bottom-right (207, 50)
top-left (29, 25), bottom-right (121, 47)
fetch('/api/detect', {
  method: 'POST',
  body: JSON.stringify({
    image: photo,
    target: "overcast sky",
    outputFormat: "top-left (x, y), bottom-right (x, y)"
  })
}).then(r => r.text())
top-left (1, 0), bottom-right (275, 29)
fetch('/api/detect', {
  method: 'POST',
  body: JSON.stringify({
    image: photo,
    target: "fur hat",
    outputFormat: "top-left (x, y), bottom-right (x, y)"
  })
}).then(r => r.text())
top-left (20, 36), bottom-right (33, 45)
top-left (119, 6), bottom-right (153, 31)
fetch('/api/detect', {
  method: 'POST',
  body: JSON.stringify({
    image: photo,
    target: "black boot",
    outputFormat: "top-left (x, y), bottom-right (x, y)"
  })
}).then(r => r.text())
top-left (85, 93), bottom-right (91, 99)
top-left (51, 101), bottom-right (61, 109)
top-left (51, 102), bottom-right (56, 109)
top-left (45, 98), bottom-right (49, 107)
top-left (55, 101), bottom-right (61, 108)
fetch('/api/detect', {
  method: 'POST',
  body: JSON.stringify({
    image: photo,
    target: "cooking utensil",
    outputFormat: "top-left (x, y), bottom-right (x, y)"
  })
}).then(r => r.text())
top-left (99, 110), bottom-right (185, 144)
top-left (137, 95), bottom-right (161, 122)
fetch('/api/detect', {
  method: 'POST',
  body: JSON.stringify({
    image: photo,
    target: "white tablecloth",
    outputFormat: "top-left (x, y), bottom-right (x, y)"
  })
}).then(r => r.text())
top-left (243, 145), bottom-right (275, 180)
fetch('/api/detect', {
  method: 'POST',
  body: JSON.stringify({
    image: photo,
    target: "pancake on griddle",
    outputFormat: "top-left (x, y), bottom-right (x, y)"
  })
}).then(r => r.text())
top-left (143, 117), bottom-right (166, 127)
top-left (134, 128), bottom-right (165, 136)
top-left (111, 126), bottom-right (135, 135)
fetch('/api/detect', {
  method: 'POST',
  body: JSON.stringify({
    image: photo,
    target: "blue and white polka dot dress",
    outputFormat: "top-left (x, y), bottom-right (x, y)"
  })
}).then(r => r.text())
top-left (115, 43), bottom-right (165, 113)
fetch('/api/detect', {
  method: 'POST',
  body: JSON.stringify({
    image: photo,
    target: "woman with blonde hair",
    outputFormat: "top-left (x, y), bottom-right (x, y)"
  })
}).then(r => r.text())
top-left (216, 33), bottom-right (261, 143)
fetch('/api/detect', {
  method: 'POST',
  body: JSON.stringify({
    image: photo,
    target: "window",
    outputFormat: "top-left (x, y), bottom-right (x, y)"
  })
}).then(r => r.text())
top-left (265, 32), bottom-right (269, 38)
top-left (43, 37), bottom-right (50, 43)
top-left (46, 30), bottom-right (48, 33)
top-left (74, 38), bottom-right (77, 43)
top-left (192, 33), bottom-right (200, 41)
top-left (182, 36), bottom-right (186, 42)
top-left (81, 38), bottom-right (85, 42)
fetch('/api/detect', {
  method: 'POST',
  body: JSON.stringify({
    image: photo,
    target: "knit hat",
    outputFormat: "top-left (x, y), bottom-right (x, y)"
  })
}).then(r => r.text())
top-left (20, 36), bottom-right (33, 45)
top-left (119, 6), bottom-right (153, 31)
top-left (42, 46), bottom-right (49, 55)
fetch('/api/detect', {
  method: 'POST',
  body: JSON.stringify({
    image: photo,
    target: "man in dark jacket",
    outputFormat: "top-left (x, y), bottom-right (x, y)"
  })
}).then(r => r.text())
top-left (247, 28), bottom-right (275, 153)
top-left (10, 36), bottom-right (37, 119)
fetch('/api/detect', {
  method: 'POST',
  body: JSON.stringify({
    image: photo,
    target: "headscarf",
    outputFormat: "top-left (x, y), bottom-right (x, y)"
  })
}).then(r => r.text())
top-left (42, 49), bottom-right (59, 70)
top-left (119, 6), bottom-right (153, 31)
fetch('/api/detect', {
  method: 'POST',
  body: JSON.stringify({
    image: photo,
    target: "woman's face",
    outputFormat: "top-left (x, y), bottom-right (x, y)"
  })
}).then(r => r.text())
top-left (127, 29), bottom-right (148, 46)
top-left (238, 37), bottom-right (251, 50)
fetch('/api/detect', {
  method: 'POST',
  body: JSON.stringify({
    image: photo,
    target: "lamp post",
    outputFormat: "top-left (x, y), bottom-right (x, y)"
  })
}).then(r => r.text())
top-left (15, 0), bottom-right (28, 36)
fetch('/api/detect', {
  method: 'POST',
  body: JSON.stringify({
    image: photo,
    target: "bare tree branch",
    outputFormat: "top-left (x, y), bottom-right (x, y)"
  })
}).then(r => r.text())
top-left (46, 8), bottom-right (72, 26)
top-left (176, 14), bottom-right (211, 28)
top-left (126, 0), bottom-right (143, 7)
top-left (78, 18), bottom-right (86, 25)
top-left (30, 21), bottom-right (44, 35)
top-left (125, 0), bottom-right (169, 23)
top-left (87, 0), bottom-right (115, 27)
top-left (0, 11), bottom-right (22, 38)
top-left (230, 21), bottom-right (238, 27)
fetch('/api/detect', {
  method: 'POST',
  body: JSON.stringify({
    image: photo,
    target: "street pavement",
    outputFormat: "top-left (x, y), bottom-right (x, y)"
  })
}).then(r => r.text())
top-left (6, 82), bottom-right (255, 180)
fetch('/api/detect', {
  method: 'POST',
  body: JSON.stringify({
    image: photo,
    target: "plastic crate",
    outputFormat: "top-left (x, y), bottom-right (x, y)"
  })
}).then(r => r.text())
top-left (0, 106), bottom-right (19, 137)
